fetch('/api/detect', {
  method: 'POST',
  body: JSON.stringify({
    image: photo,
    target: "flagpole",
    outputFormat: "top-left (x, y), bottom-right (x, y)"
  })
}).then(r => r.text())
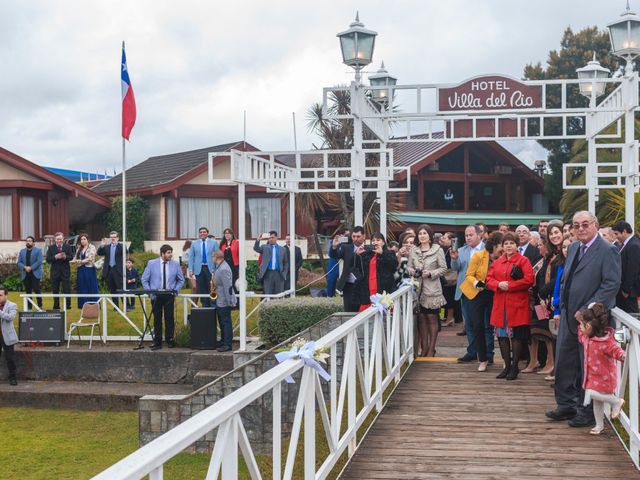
top-left (122, 41), bottom-right (127, 311)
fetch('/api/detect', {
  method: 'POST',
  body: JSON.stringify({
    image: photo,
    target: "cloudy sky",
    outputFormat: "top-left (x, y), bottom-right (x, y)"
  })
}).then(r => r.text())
top-left (0, 1), bottom-right (628, 174)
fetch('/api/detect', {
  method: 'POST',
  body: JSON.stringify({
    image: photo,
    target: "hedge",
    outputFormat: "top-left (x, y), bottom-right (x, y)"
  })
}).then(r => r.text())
top-left (258, 296), bottom-right (343, 346)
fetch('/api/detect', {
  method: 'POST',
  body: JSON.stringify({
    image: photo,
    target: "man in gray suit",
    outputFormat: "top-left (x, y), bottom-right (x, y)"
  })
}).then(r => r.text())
top-left (546, 211), bottom-right (621, 427)
top-left (213, 251), bottom-right (236, 352)
top-left (254, 231), bottom-right (288, 295)
top-left (0, 286), bottom-right (19, 385)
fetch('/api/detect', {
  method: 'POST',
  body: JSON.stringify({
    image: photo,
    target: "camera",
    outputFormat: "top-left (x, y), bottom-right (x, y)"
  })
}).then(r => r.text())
top-left (363, 244), bottom-right (375, 252)
top-left (339, 236), bottom-right (349, 244)
top-left (413, 268), bottom-right (423, 278)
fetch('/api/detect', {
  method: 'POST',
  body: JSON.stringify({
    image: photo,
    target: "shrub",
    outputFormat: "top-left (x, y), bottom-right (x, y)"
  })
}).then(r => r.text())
top-left (101, 196), bottom-right (149, 252)
top-left (258, 296), bottom-right (343, 346)
top-left (245, 260), bottom-right (261, 291)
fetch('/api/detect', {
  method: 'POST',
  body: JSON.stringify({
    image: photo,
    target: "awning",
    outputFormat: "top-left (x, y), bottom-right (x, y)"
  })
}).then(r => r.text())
top-left (394, 211), bottom-right (560, 226)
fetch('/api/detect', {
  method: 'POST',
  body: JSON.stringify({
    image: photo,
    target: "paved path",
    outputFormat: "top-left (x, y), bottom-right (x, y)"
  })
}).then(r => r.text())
top-left (340, 360), bottom-right (639, 479)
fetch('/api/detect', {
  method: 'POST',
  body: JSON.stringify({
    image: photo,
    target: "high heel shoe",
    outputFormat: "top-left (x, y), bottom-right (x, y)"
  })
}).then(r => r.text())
top-left (496, 365), bottom-right (510, 379)
top-left (477, 361), bottom-right (488, 372)
top-left (442, 319), bottom-right (455, 327)
top-left (521, 362), bottom-right (539, 373)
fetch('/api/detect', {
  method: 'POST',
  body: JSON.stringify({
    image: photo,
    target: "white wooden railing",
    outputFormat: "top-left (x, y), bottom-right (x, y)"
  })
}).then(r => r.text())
top-left (92, 284), bottom-right (414, 480)
top-left (611, 307), bottom-right (640, 470)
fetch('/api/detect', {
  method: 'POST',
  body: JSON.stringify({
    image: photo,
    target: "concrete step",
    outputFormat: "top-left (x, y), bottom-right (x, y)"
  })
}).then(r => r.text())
top-left (0, 380), bottom-right (194, 411)
top-left (4, 345), bottom-right (234, 384)
top-left (192, 370), bottom-right (227, 389)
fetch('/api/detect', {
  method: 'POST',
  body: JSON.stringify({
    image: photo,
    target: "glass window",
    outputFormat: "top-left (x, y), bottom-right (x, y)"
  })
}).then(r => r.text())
top-left (20, 196), bottom-right (35, 239)
top-left (179, 198), bottom-right (231, 239)
top-left (436, 147), bottom-right (464, 173)
top-left (247, 198), bottom-right (281, 238)
top-left (166, 198), bottom-right (177, 238)
top-left (423, 181), bottom-right (464, 210)
top-left (469, 183), bottom-right (506, 211)
top-left (0, 195), bottom-right (12, 240)
top-left (468, 152), bottom-right (493, 174)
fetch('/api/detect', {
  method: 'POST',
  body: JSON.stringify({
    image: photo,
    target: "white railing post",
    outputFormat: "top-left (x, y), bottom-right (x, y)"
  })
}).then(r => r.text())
top-left (102, 297), bottom-right (108, 340)
top-left (347, 332), bottom-right (357, 455)
top-left (272, 383), bottom-right (282, 480)
top-left (303, 368), bottom-right (316, 480)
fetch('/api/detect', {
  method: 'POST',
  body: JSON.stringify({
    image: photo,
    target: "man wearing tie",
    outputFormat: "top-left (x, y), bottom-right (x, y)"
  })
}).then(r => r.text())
top-left (254, 231), bottom-right (288, 295)
top-left (515, 225), bottom-right (542, 266)
top-left (141, 244), bottom-right (184, 350)
top-left (46, 232), bottom-right (73, 310)
top-left (188, 227), bottom-right (219, 307)
top-left (611, 220), bottom-right (640, 313)
top-left (97, 231), bottom-right (125, 307)
top-left (546, 211), bottom-right (620, 427)
top-left (17, 236), bottom-right (44, 310)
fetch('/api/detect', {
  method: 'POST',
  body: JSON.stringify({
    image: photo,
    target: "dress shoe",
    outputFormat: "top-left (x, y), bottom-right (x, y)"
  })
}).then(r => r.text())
top-left (568, 413), bottom-right (596, 428)
top-left (457, 354), bottom-right (475, 363)
top-left (545, 408), bottom-right (576, 421)
top-left (487, 357), bottom-right (494, 365)
top-left (590, 426), bottom-right (604, 435)
top-left (477, 361), bottom-right (488, 372)
top-left (506, 364), bottom-right (520, 381)
top-left (9, 378), bottom-right (17, 386)
top-left (217, 345), bottom-right (231, 352)
top-left (496, 367), bottom-right (509, 379)
top-left (456, 330), bottom-right (466, 336)
top-left (150, 344), bottom-right (162, 351)
top-left (167, 340), bottom-right (175, 349)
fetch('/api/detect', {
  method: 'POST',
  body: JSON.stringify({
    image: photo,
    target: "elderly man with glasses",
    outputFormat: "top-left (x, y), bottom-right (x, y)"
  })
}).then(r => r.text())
top-left (545, 211), bottom-right (620, 428)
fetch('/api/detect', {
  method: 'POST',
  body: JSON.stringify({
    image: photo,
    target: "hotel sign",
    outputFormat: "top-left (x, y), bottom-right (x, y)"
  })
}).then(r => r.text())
top-left (438, 75), bottom-right (543, 112)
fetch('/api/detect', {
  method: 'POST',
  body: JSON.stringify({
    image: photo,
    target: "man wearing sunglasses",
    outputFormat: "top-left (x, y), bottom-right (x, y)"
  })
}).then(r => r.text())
top-left (546, 211), bottom-right (620, 428)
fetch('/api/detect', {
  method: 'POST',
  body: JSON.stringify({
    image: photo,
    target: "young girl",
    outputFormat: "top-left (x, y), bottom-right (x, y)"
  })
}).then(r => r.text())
top-left (577, 302), bottom-right (626, 435)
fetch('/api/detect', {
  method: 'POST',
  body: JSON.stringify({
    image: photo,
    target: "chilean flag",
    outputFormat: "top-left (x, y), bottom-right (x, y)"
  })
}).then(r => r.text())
top-left (121, 43), bottom-right (136, 141)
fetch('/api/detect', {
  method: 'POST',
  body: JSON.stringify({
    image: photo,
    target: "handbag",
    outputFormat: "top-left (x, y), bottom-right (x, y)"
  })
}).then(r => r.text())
top-left (443, 269), bottom-right (458, 287)
top-left (509, 264), bottom-right (524, 280)
top-left (534, 303), bottom-right (549, 320)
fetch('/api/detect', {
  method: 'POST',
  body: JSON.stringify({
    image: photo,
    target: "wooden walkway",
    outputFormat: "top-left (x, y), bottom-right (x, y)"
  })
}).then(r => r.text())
top-left (340, 360), bottom-right (640, 479)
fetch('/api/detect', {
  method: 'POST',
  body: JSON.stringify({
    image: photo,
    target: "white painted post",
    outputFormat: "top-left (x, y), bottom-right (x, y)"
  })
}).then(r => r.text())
top-left (304, 369), bottom-right (316, 480)
top-left (272, 383), bottom-right (282, 480)
top-left (289, 190), bottom-right (296, 296)
top-left (238, 182), bottom-right (247, 351)
top-left (222, 417), bottom-right (239, 479)
top-left (347, 332), bottom-right (357, 455)
top-left (352, 81), bottom-right (364, 227)
top-left (624, 73), bottom-right (638, 228)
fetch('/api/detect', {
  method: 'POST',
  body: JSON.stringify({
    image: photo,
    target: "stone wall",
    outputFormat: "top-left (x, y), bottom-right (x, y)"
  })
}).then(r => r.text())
top-left (138, 312), bottom-right (354, 453)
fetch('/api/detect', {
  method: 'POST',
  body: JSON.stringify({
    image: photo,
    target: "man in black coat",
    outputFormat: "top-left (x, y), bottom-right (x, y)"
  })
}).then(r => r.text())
top-left (515, 224), bottom-right (542, 266)
top-left (45, 232), bottom-right (73, 310)
top-left (329, 226), bottom-right (366, 312)
top-left (612, 220), bottom-right (640, 313)
top-left (284, 234), bottom-right (303, 290)
top-left (97, 231), bottom-right (125, 307)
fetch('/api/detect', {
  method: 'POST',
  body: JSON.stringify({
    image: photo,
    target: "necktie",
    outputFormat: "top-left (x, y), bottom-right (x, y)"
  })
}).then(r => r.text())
top-left (518, 247), bottom-right (524, 255)
top-left (110, 244), bottom-right (116, 267)
top-left (58, 245), bottom-right (62, 253)
top-left (202, 239), bottom-right (207, 265)
top-left (271, 245), bottom-right (277, 270)
top-left (162, 261), bottom-right (167, 289)
top-left (578, 243), bottom-right (587, 261)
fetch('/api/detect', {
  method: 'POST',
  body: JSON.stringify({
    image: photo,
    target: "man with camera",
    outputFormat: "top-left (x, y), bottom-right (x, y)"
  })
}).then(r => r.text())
top-left (46, 232), bottom-right (73, 310)
top-left (330, 226), bottom-right (366, 312)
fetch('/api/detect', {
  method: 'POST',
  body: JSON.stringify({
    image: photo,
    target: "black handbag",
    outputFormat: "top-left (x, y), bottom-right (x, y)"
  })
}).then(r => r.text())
top-left (510, 264), bottom-right (524, 280)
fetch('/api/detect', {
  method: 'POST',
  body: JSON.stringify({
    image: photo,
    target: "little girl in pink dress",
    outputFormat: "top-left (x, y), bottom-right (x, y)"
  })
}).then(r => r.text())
top-left (577, 303), bottom-right (626, 435)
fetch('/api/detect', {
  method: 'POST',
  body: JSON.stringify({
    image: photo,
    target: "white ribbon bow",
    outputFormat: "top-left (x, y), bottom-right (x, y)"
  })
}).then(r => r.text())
top-left (275, 341), bottom-right (331, 383)
top-left (370, 293), bottom-right (390, 315)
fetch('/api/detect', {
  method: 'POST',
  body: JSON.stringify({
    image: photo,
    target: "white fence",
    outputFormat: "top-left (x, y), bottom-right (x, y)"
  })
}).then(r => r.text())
top-left (611, 307), bottom-right (640, 469)
top-left (92, 284), bottom-right (414, 479)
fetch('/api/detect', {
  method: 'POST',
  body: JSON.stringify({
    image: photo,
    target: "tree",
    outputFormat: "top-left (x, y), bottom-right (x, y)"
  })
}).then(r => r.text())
top-left (104, 196), bottom-right (149, 252)
top-left (523, 26), bottom-right (621, 213)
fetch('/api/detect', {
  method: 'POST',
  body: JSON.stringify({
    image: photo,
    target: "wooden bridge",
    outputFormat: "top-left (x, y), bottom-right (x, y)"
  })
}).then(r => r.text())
top-left (341, 358), bottom-right (639, 480)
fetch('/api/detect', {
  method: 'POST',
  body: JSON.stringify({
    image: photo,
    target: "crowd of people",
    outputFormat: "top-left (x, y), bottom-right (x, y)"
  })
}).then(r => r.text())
top-left (326, 212), bottom-right (633, 433)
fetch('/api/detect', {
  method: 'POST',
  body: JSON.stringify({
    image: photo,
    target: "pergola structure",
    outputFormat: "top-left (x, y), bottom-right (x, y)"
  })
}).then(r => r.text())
top-left (211, 5), bottom-right (640, 351)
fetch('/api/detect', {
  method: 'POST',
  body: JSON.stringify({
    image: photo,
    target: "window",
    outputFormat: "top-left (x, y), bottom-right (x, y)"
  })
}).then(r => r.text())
top-left (436, 147), bottom-right (464, 173)
top-left (0, 195), bottom-right (12, 240)
top-left (247, 198), bottom-right (281, 237)
top-left (20, 196), bottom-right (36, 239)
top-left (423, 181), bottom-right (464, 210)
top-left (166, 197), bottom-right (177, 238)
top-left (469, 182), bottom-right (506, 210)
top-left (179, 198), bottom-right (231, 239)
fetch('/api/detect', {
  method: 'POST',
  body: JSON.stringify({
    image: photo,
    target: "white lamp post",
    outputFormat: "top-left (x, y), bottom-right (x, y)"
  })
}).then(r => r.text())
top-left (576, 55), bottom-right (611, 105)
top-left (369, 61), bottom-right (397, 105)
top-left (608, 1), bottom-right (640, 74)
top-left (337, 13), bottom-right (377, 83)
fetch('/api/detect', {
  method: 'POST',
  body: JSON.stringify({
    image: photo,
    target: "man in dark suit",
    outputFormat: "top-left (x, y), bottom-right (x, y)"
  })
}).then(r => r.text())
top-left (253, 231), bottom-right (288, 295)
top-left (141, 244), bottom-right (184, 350)
top-left (17, 236), bottom-right (44, 310)
top-left (46, 232), bottom-right (73, 310)
top-left (515, 224), bottom-right (542, 266)
top-left (329, 226), bottom-right (366, 312)
top-left (97, 231), bottom-right (125, 307)
top-left (284, 234), bottom-right (303, 290)
top-left (612, 220), bottom-right (640, 313)
top-left (546, 211), bottom-right (621, 427)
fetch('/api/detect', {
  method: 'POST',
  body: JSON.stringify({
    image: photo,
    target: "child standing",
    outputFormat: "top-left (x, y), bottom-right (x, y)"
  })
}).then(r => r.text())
top-left (125, 259), bottom-right (139, 309)
top-left (577, 302), bottom-right (626, 435)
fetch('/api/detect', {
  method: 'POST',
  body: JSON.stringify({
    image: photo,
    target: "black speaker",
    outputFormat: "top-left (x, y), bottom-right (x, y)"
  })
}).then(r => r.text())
top-left (189, 308), bottom-right (217, 350)
top-left (19, 311), bottom-right (66, 344)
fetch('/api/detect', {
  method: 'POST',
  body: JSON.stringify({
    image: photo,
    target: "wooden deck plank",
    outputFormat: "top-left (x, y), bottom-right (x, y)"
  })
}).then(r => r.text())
top-left (339, 362), bottom-right (639, 479)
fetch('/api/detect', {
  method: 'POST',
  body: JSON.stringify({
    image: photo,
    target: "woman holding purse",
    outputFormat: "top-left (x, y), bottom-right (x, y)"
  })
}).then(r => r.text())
top-left (486, 232), bottom-right (535, 380)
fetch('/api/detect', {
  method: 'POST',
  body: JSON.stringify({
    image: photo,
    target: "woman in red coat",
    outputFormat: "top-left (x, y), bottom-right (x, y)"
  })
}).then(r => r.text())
top-left (220, 228), bottom-right (240, 290)
top-left (486, 232), bottom-right (535, 381)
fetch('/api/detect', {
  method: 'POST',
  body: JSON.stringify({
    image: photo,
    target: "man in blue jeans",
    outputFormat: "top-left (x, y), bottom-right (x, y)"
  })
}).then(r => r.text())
top-left (451, 225), bottom-right (493, 363)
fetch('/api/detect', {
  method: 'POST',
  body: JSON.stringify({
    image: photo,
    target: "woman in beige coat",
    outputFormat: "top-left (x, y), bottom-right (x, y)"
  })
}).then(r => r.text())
top-left (408, 224), bottom-right (447, 356)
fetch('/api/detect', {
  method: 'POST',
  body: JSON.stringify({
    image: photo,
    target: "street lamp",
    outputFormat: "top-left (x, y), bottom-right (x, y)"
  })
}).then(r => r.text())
top-left (607, 0), bottom-right (640, 73)
top-left (534, 160), bottom-right (547, 177)
top-left (369, 61), bottom-right (397, 104)
top-left (337, 12), bottom-right (377, 83)
top-left (576, 55), bottom-right (611, 104)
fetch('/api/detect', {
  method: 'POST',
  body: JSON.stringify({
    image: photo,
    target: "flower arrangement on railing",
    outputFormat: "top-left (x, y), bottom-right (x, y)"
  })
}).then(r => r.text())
top-left (275, 337), bottom-right (331, 383)
top-left (370, 291), bottom-right (393, 314)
